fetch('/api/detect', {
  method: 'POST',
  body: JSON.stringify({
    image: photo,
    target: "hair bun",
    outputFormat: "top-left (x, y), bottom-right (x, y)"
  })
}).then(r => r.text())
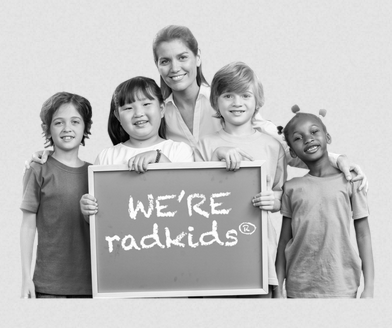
top-left (319, 109), bottom-right (327, 117)
top-left (291, 104), bottom-right (300, 113)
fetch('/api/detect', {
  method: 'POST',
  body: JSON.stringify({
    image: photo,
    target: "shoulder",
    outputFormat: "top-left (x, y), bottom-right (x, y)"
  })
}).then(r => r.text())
top-left (198, 84), bottom-right (211, 99)
top-left (283, 176), bottom-right (307, 191)
top-left (255, 131), bottom-right (284, 149)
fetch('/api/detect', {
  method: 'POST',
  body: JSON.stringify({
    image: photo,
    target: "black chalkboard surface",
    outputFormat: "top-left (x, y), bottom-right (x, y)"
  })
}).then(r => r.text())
top-left (88, 161), bottom-right (268, 298)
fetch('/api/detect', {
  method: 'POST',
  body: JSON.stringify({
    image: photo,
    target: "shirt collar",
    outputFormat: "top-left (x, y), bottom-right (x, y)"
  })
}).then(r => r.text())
top-left (164, 83), bottom-right (210, 105)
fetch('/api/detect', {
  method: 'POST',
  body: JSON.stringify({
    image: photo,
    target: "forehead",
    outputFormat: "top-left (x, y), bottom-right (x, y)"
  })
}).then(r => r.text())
top-left (156, 39), bottom-right (192, 57)
top-left (52, 103), bottom-right (81, 118)
top-left (289, 114), bottom-right (323, 132)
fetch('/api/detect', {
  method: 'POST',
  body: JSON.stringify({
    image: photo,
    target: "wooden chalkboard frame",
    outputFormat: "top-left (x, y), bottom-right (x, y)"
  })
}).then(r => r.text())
top-left (88, 161), bottom-right (268, 298)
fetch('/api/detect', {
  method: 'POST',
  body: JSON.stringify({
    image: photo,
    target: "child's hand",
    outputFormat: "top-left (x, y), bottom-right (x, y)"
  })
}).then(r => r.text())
top-left (128, 151), bottom-right (158, 173)
top-left (80, 194), bottom-right (98, 216)
top-left (252, 190), bottom-right (279, 212)
top-left (360, 287), bottom-right (374, 298)
top-left (21, 280), bottom-right (35, 299)
top-left (212, 147), bottom-right (254, 171)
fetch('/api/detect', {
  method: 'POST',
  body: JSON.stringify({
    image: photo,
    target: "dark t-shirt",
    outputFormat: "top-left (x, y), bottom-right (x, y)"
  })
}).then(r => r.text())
top-left (21, 156), bottom-right (92, 295)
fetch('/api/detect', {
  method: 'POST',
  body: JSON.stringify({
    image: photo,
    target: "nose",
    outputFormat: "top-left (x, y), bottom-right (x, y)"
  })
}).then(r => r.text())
top-left (232, 95), bottom-right (243, 107)
top-left (63, 121), bottom-right (72, 132)
top-left (170, 59), bottom-right (180, 73)
top-left (133, 106), bottom-right (144, 118)
top-left (304, 134), bottom-right (314, 144)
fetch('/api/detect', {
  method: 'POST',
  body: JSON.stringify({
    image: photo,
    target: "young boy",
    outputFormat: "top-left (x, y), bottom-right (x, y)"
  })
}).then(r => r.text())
top-left (196, 61), bottom-right (287, 297)
top-left (20, 92), bottom-right (93, 298)
top-left (275, 109), bottom-right (374, 298)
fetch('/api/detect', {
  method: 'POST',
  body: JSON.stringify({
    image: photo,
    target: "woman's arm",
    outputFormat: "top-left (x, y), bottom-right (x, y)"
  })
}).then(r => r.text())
top-left (354, 217), bottom-right (374, 298)
top-left (20, 210), bottom-right (37, 298)
top-left (274, 216), bottom-right (292, 298)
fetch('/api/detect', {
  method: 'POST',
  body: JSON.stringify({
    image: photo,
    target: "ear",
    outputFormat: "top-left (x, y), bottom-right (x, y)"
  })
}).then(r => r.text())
top-left (326, 133), bottom-right (332, 144)
top-left (160, 103), bottom-right (165, 118)
top-left (196, 48), bottom-right (201, 67)
top-left (289, 148), bottom-right (298, 158)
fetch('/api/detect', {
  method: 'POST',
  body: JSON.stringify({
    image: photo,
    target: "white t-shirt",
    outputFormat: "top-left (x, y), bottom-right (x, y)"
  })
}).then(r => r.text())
top-left (95, 140), bottom-right (194, 165)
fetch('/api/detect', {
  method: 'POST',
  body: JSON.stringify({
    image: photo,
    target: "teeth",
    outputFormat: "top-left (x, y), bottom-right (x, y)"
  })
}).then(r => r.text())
top-left (61, 136), bottom-right (74, 141)
top-left (135, 121), bottom-right (148, 125)
top-left (171, 75), bottom-right (184, 81)
top-left (306, 146), bottom-right (319, 153)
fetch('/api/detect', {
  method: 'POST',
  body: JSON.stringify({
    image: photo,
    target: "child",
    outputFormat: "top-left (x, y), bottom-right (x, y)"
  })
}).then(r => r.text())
top-left (80, 76), bottom-right (194, 216)
top-left (196, 62), bottom-right (287, 297)
top-left (20, 92), bottom-right (93, 298)
top-left (275, 107), bottom-right (374, 298)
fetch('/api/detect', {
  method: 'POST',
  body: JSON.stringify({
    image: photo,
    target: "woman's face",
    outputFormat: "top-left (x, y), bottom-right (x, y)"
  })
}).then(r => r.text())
top-left (155, 39), bottom-right (201, 94)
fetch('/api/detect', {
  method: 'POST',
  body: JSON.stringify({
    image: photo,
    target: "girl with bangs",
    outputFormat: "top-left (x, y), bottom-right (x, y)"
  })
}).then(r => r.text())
top-left (95, 76), bottom-right (193, 169)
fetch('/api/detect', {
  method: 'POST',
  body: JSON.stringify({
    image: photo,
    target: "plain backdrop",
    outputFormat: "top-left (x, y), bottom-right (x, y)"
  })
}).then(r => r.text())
top-left (1, 0), bottom-right (391, 327)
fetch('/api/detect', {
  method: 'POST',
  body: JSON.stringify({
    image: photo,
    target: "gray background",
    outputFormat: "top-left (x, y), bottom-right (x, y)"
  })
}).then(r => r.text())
top-left (1, 0), bottom-right (391, 327)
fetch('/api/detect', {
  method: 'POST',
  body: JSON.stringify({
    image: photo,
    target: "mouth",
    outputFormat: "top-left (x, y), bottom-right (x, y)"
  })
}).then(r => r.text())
top-left (134, 120), bottom-right (149, 126)
top-left (304, 145), bottom-right (320, 154)
top-left (60, 136), bottom-right (74, 141)
top-left (170, 73), bottom-right (186, 81)
top-left (230, 110), bottom-right (245, 116)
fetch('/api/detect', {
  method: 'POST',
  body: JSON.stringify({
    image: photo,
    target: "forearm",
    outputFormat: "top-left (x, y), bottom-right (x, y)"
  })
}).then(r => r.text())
top-left (357, 231), bottom-right (375, 291)
top-left (20, 214), bottom-right (36, 280)
top-left (355, 218), bottom-right (375, 294)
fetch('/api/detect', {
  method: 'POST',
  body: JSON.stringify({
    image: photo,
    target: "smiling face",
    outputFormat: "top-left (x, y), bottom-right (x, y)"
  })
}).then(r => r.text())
top-left (217, 87), bottom-right (257, 131)
top-left (286, 114), bottom-right (331, 163)
top-left (50, 103), bottom-right (85, 152)
top-left (115, 93), bottom-right (164, 147)
top-left (155, 39), bottom-right (201, 95)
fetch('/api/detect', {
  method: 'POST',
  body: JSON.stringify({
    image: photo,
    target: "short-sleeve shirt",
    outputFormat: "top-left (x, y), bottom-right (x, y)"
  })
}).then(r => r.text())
top-left (20, 156), bottom-right (92, 295)
top-left (95, 139), bottom-right (194, 165)
top-left (196, 129), bottom-right (287, 285)
top-left (281, 173), bottom-right (369, 298)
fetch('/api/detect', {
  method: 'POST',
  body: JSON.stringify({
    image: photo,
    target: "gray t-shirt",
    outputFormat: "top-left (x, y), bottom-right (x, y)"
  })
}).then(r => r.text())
top-left (281, 173), bottom-right (369, 298)
top-left (21, 156), bottom-right (92, 295)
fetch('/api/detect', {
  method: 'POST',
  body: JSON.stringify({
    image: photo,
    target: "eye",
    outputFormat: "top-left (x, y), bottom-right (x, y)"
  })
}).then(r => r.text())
top-left (179, 55), bottom-right (188, 61)
top-left (72, 119), bottom-right (80, 124)
top-left (311, 129), bottom-right (319, 134)
top-left (143, 102), bottom-right (152, 106)
top-left (159, 59), bottom-right (169, 65)
top-left (53, 121), bottom-right (63, 126)
top-left (222, 94), bottom-right (232, 99)
top-left (243, 94), bottom-right (251, 99)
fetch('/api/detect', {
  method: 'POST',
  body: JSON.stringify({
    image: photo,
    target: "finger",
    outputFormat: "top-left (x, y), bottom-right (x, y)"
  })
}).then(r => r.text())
top-left (24, 160), bottom-right (31, 170)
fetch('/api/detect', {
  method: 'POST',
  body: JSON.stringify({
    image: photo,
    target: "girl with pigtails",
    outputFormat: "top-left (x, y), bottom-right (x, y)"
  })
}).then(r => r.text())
top-left (275, 106), bottom-right (374, 298)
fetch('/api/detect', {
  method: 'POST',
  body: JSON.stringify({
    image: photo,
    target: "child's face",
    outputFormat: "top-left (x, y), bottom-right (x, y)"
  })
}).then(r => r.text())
top-left (217, 88), bottom-right (256, 129)
top-left (117, 94), bottom-right (163, 143)
top-left (50, 103), bottom-right (85, 152)
top-left (156, 39), bottom-right (201, 94)
top-left (287, 115), bottom-right (331, 162)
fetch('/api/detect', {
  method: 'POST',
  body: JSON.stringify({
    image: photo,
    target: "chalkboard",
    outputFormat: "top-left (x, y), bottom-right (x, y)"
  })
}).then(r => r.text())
top-left (88, 161), bottom-right (268, 298)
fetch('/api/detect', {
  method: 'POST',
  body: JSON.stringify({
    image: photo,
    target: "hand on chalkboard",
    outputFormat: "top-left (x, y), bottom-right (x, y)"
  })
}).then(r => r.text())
top-left (80, 193), bottom-right (98, 216)
top-left (128, 150), bottom-right (169, 173)
top-left (252, 176), bottom-right (281, 212)
top-left (211, 147), bottom-right (254, 171)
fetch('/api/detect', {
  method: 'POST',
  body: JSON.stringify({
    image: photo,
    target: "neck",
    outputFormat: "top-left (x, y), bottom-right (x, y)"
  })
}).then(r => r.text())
top-left (172, 82), bottom-right (200, 111)
top-left (52, 148), bottom-right (84, 167)
top-left (124, 135), bottom-right (164, 149)
top-left (306, 152), bottom-right (340, 177)
top-left (223, 121), bottom-right (255, 136)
